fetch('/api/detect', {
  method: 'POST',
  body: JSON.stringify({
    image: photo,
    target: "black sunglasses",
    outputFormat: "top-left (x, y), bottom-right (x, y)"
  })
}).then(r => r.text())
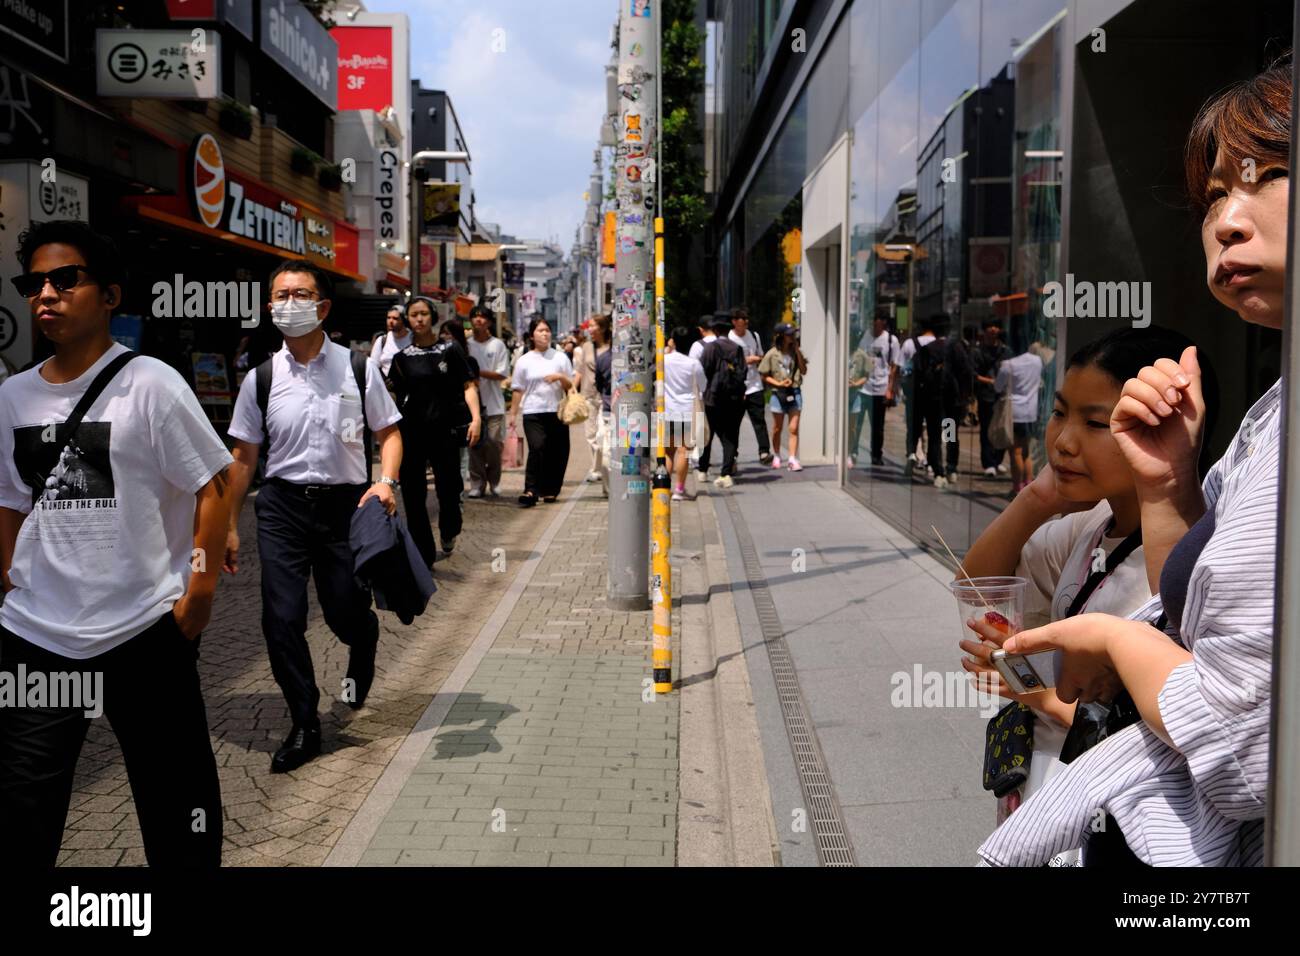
top-left (10, 264), bottom-right (96, 298)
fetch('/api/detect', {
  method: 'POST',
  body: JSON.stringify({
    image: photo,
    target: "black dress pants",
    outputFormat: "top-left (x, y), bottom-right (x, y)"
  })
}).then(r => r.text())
top-left (522, 412), bottom-right (570, 497)
top-left (743, 390), bottom-right (770, 456)
top-left (704, 401), bottom-right (745, 476)
top-left (399, 421), bottom-right (464, 566)
top-left (978, 398), bottom-right (1005, 469)
top-left (255, 479), bottom-right (379, 729)
top-left (868, 394), bottom-right (888, 460)
top-left (0, 613), bottom-right (223, 867)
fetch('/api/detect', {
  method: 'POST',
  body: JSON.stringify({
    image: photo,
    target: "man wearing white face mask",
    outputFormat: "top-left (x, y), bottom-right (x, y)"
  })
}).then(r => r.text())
top-left (224, 260), bottom-right (403, 774)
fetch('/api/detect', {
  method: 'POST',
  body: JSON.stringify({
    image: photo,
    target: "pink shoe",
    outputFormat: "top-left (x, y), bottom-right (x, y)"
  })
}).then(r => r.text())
top-left (771, 455), bottom-right (782, 469)
top-left (787, 457), bottom-right (803, 472)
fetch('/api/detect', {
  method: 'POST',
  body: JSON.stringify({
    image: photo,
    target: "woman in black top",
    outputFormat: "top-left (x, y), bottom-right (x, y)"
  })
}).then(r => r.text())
top-left (388, 297), bottom-right (482, 566)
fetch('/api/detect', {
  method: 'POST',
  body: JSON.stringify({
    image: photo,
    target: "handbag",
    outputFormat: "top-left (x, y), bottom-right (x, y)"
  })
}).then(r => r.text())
top-left (558, 388), bottom-right (590, 425)
top-left (503, 420), bottom-right (524, 468)
top-left (988, 382), bottom-right (1015, 450)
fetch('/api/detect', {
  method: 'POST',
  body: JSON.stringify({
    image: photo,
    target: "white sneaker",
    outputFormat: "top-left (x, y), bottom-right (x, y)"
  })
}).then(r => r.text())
top-left (585, 471), bottom-right (602, 482)
top-left (713, 475), bottom-right (734, 489)
top-left (466, 487), bottom-right (484, 498)
top-left (934, 475), bottom-right (949, 489)
top-left (671, 490), bottom-right (686, 501)
top-left (983, 467), bottom-right (997, 477)
top-left (787, 457), bottom-right (802, 472)
top-left (695, 470), bottom-right (708, 482)
top-left (771, 455), bottom-right (782, 469)
top-left (997, 463), bottom-right (1010, 475)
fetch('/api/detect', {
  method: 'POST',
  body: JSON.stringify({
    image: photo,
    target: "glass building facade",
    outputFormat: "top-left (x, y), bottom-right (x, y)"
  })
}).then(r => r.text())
top-left (710, 0), bottom-right (1287, 554)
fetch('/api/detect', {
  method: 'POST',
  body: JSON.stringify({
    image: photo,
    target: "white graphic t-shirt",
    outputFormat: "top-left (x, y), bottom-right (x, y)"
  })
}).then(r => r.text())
top-left (0, 344), bottom-right (233, 658)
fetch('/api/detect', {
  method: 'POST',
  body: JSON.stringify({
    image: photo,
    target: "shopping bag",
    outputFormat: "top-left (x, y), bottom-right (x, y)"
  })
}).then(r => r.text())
top-left (503, 421), bottom-right (524, 468)
top-left (989, 384), bottom-right (1015, 450)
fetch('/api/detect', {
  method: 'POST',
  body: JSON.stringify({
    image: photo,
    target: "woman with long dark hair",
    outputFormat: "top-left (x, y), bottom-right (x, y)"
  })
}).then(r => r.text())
top-left (508, 316), bottom-right (573, 506)
top-left (388, 297), bottom-right (481, 564)
top-left (976, 57), bottom-right (1289, 867)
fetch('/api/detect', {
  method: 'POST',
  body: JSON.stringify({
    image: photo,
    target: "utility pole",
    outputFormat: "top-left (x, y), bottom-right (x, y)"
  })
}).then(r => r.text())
top-left (608, 0), bottom-right (658, 611)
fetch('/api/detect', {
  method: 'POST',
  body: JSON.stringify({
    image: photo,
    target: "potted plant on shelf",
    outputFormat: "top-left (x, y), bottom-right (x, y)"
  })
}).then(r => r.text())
top-left (290, 146), bottom-right (317, 175)
top-left (218, 100), bottom-right (254, 139)
top-left (318, 162), bottom-right (344, 191)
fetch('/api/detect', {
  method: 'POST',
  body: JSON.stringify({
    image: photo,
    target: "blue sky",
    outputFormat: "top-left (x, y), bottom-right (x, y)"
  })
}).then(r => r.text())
top-left (372, 0), bottom-right (616, 247)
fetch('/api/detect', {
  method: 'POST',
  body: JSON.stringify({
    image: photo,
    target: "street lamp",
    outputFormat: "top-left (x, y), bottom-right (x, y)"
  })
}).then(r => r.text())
top-left (409, 150), bottom-right (471, 312)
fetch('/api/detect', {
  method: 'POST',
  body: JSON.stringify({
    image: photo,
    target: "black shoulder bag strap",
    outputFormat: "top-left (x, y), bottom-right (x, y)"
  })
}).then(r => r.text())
top-left (31, 351), bottom-right (137, 493)
top-left (1064, 526), bottom-right (1143, 618)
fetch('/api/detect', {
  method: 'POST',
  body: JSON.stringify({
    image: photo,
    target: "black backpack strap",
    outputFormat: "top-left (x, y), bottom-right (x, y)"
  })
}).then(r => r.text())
top-left (350, 348), bottom-right (374, 472)
top-left (254, 356), bottom-right (274, 448)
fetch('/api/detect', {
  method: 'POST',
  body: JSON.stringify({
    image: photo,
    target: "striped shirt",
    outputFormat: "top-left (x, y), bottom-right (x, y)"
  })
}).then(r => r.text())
top-left (978, 378), bottom-right (1281, 867)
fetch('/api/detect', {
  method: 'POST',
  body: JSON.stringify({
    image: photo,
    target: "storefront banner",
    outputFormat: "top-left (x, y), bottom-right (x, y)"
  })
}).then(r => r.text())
top-left (0, 161), bottom-right (89, 369)
top-left (332, 25), bottom-right (393, 112)
top-left (260, 0), bottom-right (338, 110)
top-left (418, 242), bottom-right (439, 295)
top-left (373, 145), bottom-right (401, 243)
top-left (502, 262), bottom-right (524, 294)
top-left (422, 183), bottom-right (461, 242)
top-left (0, 0), bottom-right (68, 63)
top-left (163, 1), bottom-right (253, 40)
top-left (96, 29), bottom-right (220, 99)
top-left (27, 164), bottom-right (88, 222)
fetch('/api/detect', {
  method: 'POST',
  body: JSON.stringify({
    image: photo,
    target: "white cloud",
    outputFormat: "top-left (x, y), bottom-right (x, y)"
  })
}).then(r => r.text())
top-left (383, 0), bottom-right (615, 246)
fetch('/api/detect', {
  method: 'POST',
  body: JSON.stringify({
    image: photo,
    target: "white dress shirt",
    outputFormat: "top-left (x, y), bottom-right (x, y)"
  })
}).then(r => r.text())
top-left (688, 333), bottom-right (716, 362)
top-left (229, 341), bottom-right (402, 485)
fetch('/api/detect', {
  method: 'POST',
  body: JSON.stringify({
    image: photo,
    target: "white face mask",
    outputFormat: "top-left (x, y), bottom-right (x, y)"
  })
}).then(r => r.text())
top-left (271, 299), bottom-right (323, 338)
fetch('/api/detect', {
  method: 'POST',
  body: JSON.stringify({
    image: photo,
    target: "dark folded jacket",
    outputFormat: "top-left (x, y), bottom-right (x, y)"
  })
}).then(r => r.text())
top-left (349, 497), bottom-right (436, 625)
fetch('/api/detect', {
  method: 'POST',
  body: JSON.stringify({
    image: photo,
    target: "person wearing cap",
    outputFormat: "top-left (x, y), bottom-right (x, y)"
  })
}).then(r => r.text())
top-left (224, 259), bottom-right (404, 775)
top-left (728, 307), bottom-right (773, 465)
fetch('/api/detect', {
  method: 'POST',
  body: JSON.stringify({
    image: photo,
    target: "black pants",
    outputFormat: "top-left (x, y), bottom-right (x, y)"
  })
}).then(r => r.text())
top-left (704, 401), bottom-right (744, 476)
top-left (522, 412), bottom-right (570, 497)
top-left (399, 422), bottom-right (464, 566)
top-left (0, 613), bottom-right (223, 867)
top-left (743, 390), bottom-right (770, 457)
top-left (868, 394), bottom-right (888, 460)
top-left (922, 400), bottom-right (962, 477)
top-left (255, 479), bottom-right (379, 729)
top-left (978, 398), bottom-right (1006, 469)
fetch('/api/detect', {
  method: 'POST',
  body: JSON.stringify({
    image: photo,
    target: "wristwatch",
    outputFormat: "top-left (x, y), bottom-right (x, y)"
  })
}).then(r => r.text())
top-left (378, 477), bottom-right (398, 488)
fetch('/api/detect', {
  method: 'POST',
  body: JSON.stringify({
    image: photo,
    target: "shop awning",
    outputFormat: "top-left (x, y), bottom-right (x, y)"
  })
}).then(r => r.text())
top-left (126, 201), bottom-right (368, 285)
top-left (455, 243), bottom-right (501, 262)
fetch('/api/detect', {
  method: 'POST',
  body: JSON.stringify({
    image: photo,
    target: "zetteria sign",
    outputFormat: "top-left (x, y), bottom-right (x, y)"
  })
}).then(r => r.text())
top-left (188, 134), bottom-right (335, 266)
top-left (260, 0), bottom-right (337, 110)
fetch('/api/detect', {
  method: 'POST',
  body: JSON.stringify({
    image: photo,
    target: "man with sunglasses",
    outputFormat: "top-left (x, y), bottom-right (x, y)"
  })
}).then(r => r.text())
top-left (223, 259), bottom-right (403, 774)
top-left (0, 220), bottom-right (233, 866)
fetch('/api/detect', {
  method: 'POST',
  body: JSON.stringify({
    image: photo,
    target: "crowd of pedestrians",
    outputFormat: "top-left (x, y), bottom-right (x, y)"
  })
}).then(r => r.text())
top-left (0, 56), bottom-right (1289, 872)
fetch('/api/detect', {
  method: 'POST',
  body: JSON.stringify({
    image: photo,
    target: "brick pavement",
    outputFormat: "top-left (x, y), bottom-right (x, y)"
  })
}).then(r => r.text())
top-left (352, 488), bottom-right (679, 867)
top-left (57, 437), bottom-right (593, 866)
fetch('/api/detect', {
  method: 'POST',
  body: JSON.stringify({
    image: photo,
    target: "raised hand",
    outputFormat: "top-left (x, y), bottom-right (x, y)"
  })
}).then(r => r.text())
top-left (1110, 346), bottom-right (1205, 494)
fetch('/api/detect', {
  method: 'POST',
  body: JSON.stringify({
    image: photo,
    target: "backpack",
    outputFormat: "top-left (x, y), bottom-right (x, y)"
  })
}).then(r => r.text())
top-left (256, 348), bottom-right (372, 466)
top-left (915, 337), bottom-right (956, 407)
top-left (703, 338), bottom-right (747, 404)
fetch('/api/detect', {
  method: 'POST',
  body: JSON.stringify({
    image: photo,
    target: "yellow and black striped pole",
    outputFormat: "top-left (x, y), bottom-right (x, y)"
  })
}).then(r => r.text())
top-left (651, 216), bottom-right (672, 693)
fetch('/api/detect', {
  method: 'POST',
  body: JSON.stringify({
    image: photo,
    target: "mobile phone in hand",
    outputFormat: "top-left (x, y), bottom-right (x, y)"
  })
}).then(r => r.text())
top-left (991, 648), bottom-right (1058, 694)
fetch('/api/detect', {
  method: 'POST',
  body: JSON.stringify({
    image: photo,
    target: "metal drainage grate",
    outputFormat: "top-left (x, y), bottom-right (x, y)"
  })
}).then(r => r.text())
top-left (725, 494), bottom-right (856, 867)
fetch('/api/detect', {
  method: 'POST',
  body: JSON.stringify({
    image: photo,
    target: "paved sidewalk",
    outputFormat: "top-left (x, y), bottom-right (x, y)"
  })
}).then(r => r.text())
top-left (339, 487), bottom-right (678, 866)
top-left (58, 436), bottom-right (588, 866)
top-left (707, 433), bottom-right (989, 866)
